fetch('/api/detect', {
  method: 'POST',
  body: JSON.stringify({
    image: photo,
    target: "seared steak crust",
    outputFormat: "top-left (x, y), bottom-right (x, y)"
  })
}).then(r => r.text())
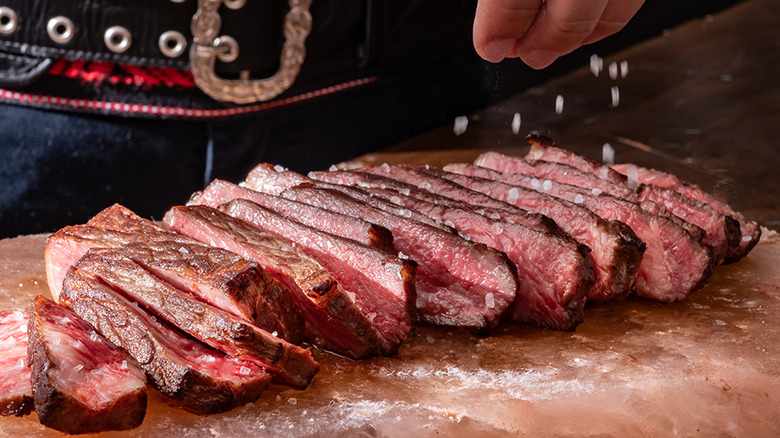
top-left (60, 269), bottom-right (271, 414)
top-left (27, 295), bottom-right (147, 434)
top-left (163, 205), bottom-right (386, 360)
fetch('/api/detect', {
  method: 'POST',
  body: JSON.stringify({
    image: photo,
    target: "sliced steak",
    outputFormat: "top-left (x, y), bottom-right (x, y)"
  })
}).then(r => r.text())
top-left (72, 249), bottom-right (320, 389)
top-left (0, 310), bottom-right (33, 417)
top-left (359, 164), bottom-right (643, 304)
top-left (348, 185), bottom-right (592, 329)
top-left (464, 154), bottom-right (737, 264)
top-left (27, 295), bottom-right (147, 434)
top-left (46, 216), bottom-right (304, 346)
top-left (60, 268), bottom-right (271, 414)
top-left (270, 186), bottom-right (519, 331)
top-left (216, 199), bottom-right (416, 353)
top-left (163, 205), bottom-right (386, 359)
top-left (190, 179), bottom-right (394, 252)
top-left (612, 163), bottom-right (760, 263)
top-left (435, 166), bottom-right (715, 302)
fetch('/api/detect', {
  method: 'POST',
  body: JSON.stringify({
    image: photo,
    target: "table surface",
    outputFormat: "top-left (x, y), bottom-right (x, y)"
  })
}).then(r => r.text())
top-left (2, 0), bottom-right (779, 436)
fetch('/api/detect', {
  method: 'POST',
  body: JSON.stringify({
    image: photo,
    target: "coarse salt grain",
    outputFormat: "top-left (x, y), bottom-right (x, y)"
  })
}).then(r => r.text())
top-left (742, 235), bottom-right (753, 242)
top-left (542, 180), bottom-right (552, 192)
top-left (507, 187), bottom-right (520, 202)
top-left (453, 116), bottom-right (469, 136)
top-left (574, 194), bottom-right (584, 204)
top-left (627, 166), bottom-right (640, 190)
top-left (346, 291), bottom-right (357, 303)
top-left (120, 360), bottom-right (128, 370)
top-left (399, 187), bottom-right (410, 195)
top-left (74, 364), bottom-right (84, 371)
top-left (611, 86), bottom-right (620, 107)
top-left (273, 164), bottom-right (285, 173)
top-left (90, 332), bottom-right (100, 342)
top-left (555, 95), bottom-right (564, 114)
top-left (485, 293), bottom-right (495, 309)
top-left (381, 162), bottom-right (390, 171)
top-left (590, 54), bottom-right (602, 77)
top-left (16, 358), bottom-right (24, 368)
top-left (511, 112), bottom-right (522, 134)
top-left (178, 246), bottom-right (189, 254)
top-left (239, 366), bottom-right (252, 375)
top-left (398, 252), bottom-right (409, 260)
top-left (287, 397), bottom-right (297, 405)
top-left (602, 142), bottom-right (615, 165)
top-left (531, 178), bottom-right (542, 190)
top-left (390, 196), bottom-right (401, 204)
top-left (329, 164), bottom-right (338, 172)
top-left (592, 187), bottom-right (603, 196)
top-left (620, 60), bottom-right (629, 78)
top-left (609, 62), bottom-right (618, 80)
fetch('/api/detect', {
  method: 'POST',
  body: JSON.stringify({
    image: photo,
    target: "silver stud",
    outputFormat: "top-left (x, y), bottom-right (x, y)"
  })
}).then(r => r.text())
top-left (0, 7), bottom-right (18, 35)
top-left (47, 16), bottom-right (75, 44)
top-left (159, 30), bottom-right (187, 58)
top-left (224, 0), bottom-right (246, 10)
top-left (215, 35), bottom-right (239, 63)
top-left (104, 26), bottom-right (132, 53)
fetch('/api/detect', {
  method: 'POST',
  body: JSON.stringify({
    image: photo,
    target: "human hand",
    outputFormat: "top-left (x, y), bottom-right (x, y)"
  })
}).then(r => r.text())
top-left (473, 0), bottom-right (645, 68)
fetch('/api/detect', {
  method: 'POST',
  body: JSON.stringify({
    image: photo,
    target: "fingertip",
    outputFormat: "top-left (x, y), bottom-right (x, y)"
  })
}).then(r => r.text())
top-left (476, 38), bottom-right (517, 63)
top-left (520, 49), bottom-right (558, 69)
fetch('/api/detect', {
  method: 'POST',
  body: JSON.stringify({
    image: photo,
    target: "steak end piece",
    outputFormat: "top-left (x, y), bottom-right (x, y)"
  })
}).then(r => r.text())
top-left (0, 310), bottom-right (33, 417)
top-left (27, 296), bottom-right (147, 434)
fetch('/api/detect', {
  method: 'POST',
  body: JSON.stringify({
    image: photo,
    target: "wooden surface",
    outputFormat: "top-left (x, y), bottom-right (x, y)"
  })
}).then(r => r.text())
top-left (2, 1), bottom-right (780, 436)
top-left (349, 0), bottom-right (780, 232)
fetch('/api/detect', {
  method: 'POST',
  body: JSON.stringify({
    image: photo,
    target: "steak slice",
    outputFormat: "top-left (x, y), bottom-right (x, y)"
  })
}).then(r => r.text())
top-left (246, 163), bottom-right (311, 196)
top-left (60, 268), bottom-right (271, 414)
top-left (27, 295), bottom-right (147, 434)
top-left (360, 164), bottom-right (643, 304)
top-left (435, 166), bottom-right (715, 302)
top-left (163, 205), bottom-right (385, 359)
top-left (344, 184), bottom-right (593, 330)
top-left (612, 163), bottom-right (761, 263)
top-left (45, 220), bottom-right (304, 346)
top-left (190, 179), bottom-right (394, 252)
top-left (216, 199), bottom-right (416, 353)
top-left (524, 135), bottom-right (629, 185)
top-left (72, 249), bottom-right (320, 389)
top-left (0, 310), bottom-right (33, 417)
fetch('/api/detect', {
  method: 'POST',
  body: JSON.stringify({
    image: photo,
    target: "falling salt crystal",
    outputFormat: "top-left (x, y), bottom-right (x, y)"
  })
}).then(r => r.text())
top-left (554, 95), bottom-right (564, 114)
top-left (390, 196), bottom-right (401, 204)
top-left (620, 60), bottom-right (629, 78)
top-left (287, 397), bottom-right (298, 405)
top-left (273, 164), bottom-right (285, 173)
top-left (74, 364), bottom-right (84, 372)
top-left (611, 86), bottom-right (620, 107)
top-left (178, 247), bottom-right (189, 254)
top-left (511, 113), bottom-right (522, 134)
top-left (346, 291), bottom-right (357, 303)
top-left (453, 116), bottom-right (469, 136)
top-left (120, 360), bottom-right (128, 370)
top-left (507, 187), bottom-right (520, 202)
top-left (239, 366), bottom-right (252, 375)
top-left (329, 164), bottom-right (338, 172)
top-left (381, 162), bottom-right (391, 171)
top-left (626, 166), bottom-right (639, 190)
top-left (397, 252), bottom-right (409, 260)
top-left (592, 187), bottom-right (603, 196)
top-left (598, 166), bottom-right (609, 180)
top-left (608, 62), bottom-right (618, 80)
top-left (590, 54), bottom-right (602, 77)
top-left (574, 194), bottom-right (584, 204)
top-left (602, 143), bottom-right (615, 165)
top-left (485, 293), bottom-right (495, 309)
top-left (542, 180), bottom-right (552, 192)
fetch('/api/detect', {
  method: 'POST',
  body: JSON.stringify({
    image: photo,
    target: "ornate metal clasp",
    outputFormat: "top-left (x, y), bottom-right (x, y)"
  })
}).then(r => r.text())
top-left (190, 0), bottom-right (312, 104)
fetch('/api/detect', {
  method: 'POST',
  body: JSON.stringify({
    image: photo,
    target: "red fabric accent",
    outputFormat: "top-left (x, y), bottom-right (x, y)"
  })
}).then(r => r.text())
top-left (0, 77), bottom-right (379, 118)
top-left (46, 60), bottom-right (196, 89)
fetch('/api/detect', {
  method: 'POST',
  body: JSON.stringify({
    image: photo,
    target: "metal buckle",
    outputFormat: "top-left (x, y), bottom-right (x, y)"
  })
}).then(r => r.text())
top-left (190, 0), bottom-right (312, 104)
